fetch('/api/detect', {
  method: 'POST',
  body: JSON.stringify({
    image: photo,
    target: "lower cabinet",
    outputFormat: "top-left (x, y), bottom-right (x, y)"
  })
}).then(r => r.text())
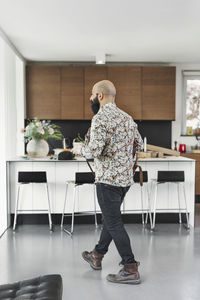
top-left (8, 159), bottom-right (195, 226)
top-left (9, 161), bottom-right (97, 214)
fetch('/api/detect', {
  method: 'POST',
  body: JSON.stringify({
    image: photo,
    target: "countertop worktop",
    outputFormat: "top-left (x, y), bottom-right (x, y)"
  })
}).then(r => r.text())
top-left (7, 156), bottom-right (195, 162)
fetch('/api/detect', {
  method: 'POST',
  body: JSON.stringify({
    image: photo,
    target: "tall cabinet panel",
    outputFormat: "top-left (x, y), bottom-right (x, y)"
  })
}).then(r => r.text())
top-left (142, 67), bottom-right (175, 120)
top-left (107, 66), bottom-right (142, 120)
top-left (26, 66), bottom-right (61, 119)
top-left (61, 66), bottom-right (84, 119)
top-left (84, 66), bottom-right (107, 119)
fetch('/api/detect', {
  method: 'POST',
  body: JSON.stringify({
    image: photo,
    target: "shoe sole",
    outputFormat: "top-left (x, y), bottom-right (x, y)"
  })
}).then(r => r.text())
top-left (106, 277), bottom-right (141, 285)
top-left (82, 252), bottom-right (102, 270)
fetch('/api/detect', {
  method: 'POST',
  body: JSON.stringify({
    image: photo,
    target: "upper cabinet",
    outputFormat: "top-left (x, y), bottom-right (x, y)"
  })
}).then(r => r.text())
top-left (26, 65), bottom-right (176, 120)
top-left (84, 66), bottom-right (107, 120)
top-left (142, 67), bottom-right (176, 120)
top-left (107, 66), bottom-right (142, 119)
top-left (61, 66), bottom-right (84, 119)
top-left (26, 66), bottom-right (61, 119)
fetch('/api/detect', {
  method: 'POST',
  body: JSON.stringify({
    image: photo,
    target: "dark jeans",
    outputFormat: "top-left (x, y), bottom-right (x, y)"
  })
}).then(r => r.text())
top-left (95, 182), bottom-right (136, 265)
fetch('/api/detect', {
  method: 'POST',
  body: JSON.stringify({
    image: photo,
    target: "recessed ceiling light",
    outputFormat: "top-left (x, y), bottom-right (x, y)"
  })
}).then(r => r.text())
top-left (96, 53), bottom-right (106, 64)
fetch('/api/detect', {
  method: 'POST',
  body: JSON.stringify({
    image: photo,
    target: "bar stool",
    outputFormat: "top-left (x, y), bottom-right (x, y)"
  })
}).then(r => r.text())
top-left (61, 172), bottom-right (97, 235)
top-left (151, 171), bottom-right (190, 230)
top-left (122, 171), bottom-right (152, 227)
top-left (13, 171), bottom-right (52, 231)
top-left (133, 171), bottom-right (152, 227)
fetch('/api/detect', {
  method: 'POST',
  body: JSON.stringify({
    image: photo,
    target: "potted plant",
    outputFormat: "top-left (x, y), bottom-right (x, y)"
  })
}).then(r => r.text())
top-left (23, 119), bottom-right (63, 158)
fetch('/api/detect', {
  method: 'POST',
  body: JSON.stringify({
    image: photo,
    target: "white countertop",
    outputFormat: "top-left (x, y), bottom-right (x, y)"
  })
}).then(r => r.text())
top-left (7, 155), bottom-right (86, 162)
top-left (7, 156), bottom-right (195, 162)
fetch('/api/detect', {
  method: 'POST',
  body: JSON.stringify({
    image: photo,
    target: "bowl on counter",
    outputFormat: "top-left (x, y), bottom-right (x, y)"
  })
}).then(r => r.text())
top-left (58, 150), bottom-right (75, 160)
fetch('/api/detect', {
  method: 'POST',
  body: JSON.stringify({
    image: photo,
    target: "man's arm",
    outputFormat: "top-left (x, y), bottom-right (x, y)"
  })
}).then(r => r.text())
top-left (133, 125), bottom-right (144, 158)
top-left (76, 116), bottom-right (107, 159)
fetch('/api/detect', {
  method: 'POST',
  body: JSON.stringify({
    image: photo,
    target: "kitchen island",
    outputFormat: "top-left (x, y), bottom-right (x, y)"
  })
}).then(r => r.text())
top-left (7, 156), bottom-right (195, 227)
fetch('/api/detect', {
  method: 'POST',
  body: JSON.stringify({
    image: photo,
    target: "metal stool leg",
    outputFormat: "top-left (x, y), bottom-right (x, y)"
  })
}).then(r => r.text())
top-left (71, 185), bottom-right (76, 234)
top-left (13, 184), bottom-right (21, 231)
top-left (93, 184), bottom-right (98, 228)
top-left (46, 183), bottom-right (52, 231)
top-left (64, 184), bottom-right (76, 235)
top-left (182, 183), bottom-right (190, 229)
top-left (151, 182), bottom-right (158, 230)
top-left (61, 183), bottom-right (68, 228)
top-left (177, 183), bottom-right (182, 224)
top-left (140, 186), bottom-right (145, 225)
top-left (145, 185), bottom-right (149, 224)
top-left (145, 182), bottom-right (150, 224)
top-left (145, 182), bottom-right (153, 228)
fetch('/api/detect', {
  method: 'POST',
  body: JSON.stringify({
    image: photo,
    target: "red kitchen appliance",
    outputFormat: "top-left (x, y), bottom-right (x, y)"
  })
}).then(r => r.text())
top-left (179, 144), bottom-right (186, 153)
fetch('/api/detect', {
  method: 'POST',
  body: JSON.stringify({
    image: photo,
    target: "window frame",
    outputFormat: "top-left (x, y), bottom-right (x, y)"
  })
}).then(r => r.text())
top-left (182, 71), bottom-right (200, 135)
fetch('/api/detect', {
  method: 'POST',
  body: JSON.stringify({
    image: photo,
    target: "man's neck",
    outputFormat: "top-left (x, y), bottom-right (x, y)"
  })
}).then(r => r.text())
top-left (100, 99), bottom-right (115, 107)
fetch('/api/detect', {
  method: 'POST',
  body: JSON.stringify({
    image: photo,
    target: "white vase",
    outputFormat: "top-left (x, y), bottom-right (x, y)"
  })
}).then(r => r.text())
top-left (27, 139), bottom-right (49, 158)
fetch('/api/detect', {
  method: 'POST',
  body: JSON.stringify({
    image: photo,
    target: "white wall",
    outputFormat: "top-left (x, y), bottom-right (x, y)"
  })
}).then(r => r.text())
top-left (171, 63), bottom-right (200, 152)
top-left (16, 56), bottom-right (26, 156)
top-left (0, 36), bottom-right (7, 236)
top-left (0, 35), bottom-right (25, 236)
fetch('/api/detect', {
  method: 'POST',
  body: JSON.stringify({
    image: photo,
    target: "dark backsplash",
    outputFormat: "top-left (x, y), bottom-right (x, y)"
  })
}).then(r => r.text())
top-left (136, 120), bottom-right (171, 149)
top-left (25, 119), bottom-right (171, 154)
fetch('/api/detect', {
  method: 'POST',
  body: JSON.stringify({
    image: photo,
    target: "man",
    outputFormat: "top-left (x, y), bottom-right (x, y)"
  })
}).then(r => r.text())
top-left (72, 80), bottom-right (143, 284)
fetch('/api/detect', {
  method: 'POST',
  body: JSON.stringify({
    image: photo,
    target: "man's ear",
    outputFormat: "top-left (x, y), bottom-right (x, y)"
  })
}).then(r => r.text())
top-left (98, 93), bottom-right (104, 101)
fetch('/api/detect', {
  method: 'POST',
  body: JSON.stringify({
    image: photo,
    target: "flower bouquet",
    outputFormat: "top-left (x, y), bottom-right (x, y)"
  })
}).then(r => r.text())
top-left (23, 119), bottom-right (63, 157)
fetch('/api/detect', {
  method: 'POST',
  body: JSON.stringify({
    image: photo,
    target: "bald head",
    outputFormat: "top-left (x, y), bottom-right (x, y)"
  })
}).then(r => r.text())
top-left (93, 80), bottom-right (116, 98)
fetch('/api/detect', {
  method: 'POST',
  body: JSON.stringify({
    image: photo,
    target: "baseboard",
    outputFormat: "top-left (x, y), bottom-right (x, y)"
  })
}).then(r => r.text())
top-left (10, 213), bottom-right (187, 225)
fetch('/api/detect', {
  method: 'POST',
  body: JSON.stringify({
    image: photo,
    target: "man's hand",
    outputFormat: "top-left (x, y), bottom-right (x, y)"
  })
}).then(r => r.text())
top-left (71, 147), bottom-right (80, 156)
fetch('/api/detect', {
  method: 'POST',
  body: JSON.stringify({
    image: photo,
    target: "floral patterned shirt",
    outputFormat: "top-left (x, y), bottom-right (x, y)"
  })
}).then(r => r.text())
top-left (79, 102), bottom-right (143, 187)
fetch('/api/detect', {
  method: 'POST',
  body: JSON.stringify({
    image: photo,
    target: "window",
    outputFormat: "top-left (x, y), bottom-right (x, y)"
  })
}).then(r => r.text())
top-left (182, 71), bottom-right (200, 135)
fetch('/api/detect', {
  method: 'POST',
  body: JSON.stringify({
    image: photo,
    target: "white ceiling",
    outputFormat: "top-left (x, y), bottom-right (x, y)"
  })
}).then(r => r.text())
top-left (0, 0), bottom-right (200, 63)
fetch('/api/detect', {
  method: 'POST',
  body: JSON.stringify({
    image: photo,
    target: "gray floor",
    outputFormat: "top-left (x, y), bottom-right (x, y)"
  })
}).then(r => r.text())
top-left (0, 221), bottom-right (200, 300)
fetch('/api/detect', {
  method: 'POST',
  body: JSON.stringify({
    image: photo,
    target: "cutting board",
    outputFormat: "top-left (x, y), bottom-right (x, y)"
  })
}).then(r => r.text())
top-left (147, 144), bottom-right (180, 156)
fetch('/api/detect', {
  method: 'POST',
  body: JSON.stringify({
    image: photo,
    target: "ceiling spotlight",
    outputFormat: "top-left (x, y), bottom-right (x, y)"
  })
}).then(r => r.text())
top-left (96, 53), bottom-right (106, 64)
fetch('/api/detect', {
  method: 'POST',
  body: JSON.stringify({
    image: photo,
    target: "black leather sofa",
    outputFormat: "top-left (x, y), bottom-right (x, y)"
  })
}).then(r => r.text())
top-left (0, 274), bottom-right (62, 299)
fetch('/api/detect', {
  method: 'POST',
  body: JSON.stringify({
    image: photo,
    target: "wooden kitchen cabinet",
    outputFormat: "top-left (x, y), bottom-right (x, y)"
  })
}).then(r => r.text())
top-left (26, 65), bottom-right (176, 120)
top-left (142, 67), bottom-right (175, 120)
top-left (181, 153), bottom-right (200, 195)
top-left (26, 66), bottom-right (61, 119)
top-left (61, 66), bottom-right (84, 119)
top-left (84, 66), bottom-right (107, 119)
top-left (107, 66), bottom-right (142, 120)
